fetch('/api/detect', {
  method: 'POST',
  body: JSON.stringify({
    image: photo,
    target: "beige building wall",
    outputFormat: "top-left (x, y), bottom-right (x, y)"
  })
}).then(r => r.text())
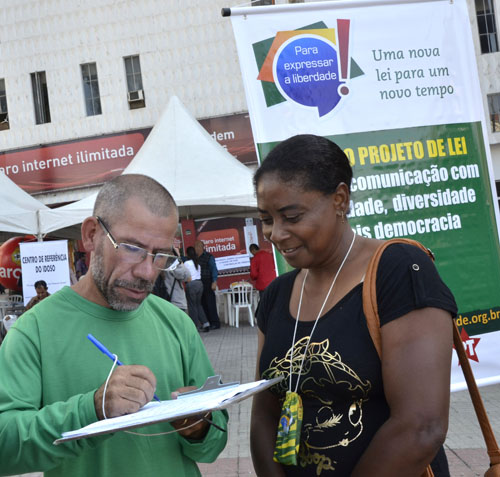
top-left (464, 0), bottom-right (500, 182)
top-left (1, 0), bottom-right (499, 198)
top-left (0, 0), bottom-right (246, 150)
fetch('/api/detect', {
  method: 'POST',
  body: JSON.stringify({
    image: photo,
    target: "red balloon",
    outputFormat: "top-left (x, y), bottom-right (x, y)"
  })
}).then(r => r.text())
top-left (0, 236), bottom-right (36, 291)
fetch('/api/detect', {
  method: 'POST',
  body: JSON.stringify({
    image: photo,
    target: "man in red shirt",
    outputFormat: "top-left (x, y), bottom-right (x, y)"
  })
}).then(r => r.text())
top-left (249, 244), bottom-right (276, 296)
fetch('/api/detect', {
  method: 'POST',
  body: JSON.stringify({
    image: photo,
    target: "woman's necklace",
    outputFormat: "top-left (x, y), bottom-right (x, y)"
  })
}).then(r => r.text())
top-left (273, 232), bottom-right (357, 466)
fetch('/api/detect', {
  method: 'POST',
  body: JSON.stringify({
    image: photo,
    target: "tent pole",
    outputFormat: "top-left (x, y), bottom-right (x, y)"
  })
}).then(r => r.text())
top-left (36, 210), bottom-right (43, 242)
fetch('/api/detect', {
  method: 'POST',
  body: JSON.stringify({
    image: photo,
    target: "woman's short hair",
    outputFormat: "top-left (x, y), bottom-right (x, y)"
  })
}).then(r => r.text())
top-left (253, 134), bottom-right (352, 195)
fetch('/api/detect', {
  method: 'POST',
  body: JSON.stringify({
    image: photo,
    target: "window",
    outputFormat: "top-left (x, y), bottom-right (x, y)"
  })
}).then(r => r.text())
top-left (31, 71), bottom-right (51, 124)
top-left (124, 55), bottom-right (145, 109)
top-left (475, 0), bottom-right (499, 53)
top-left (488, 93), bottom-right (500, 133)
top-left (0, 79), bottom-right (9, 131)
top-left (252, 0), bottom-right (275, 5)
top-left (81, 63), bottom-right (102, 116)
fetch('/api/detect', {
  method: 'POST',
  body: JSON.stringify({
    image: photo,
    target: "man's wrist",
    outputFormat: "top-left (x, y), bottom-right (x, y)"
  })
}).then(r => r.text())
top-left (186, 420), bottom-right (211, 441)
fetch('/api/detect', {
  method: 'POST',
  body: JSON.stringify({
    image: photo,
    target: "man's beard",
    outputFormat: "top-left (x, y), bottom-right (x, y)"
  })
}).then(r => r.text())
top-left (92, 251), bottom-right (153, 311)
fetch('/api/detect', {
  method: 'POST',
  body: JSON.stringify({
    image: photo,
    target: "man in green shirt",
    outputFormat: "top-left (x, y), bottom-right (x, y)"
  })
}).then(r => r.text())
top-left (0, 174), bottom-right (228, 477)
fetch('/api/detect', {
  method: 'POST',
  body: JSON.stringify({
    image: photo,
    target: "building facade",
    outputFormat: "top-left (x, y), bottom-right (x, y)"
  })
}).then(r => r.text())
top-left (0, 0), bottom-right (499, 206)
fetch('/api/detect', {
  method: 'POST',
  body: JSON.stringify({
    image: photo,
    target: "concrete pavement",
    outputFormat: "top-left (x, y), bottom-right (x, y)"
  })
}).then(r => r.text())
top-left (10, 321), bottom-right (500, 476)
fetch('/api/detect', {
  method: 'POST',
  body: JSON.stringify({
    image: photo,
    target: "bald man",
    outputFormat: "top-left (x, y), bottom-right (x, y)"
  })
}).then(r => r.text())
top-left (0, 174), bottom-right (228, 477)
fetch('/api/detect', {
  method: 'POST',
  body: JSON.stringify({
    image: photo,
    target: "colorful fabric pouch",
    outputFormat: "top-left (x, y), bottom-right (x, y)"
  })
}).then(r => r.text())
top-left (273, 390), bottom-right (303, 465)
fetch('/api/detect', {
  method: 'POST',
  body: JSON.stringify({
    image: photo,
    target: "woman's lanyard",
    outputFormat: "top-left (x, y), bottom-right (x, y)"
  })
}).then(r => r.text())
top-left (273, 233), bottom-right (356, 466)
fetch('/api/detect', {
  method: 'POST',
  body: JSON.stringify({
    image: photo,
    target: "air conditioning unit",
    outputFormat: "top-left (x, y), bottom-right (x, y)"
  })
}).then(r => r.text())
top-left (127, 89), bottom-right (144, 102)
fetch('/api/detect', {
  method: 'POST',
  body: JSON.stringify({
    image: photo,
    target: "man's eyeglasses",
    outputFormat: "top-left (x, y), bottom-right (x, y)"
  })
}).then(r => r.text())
top-left (96, 216), bottom-right (179, 271)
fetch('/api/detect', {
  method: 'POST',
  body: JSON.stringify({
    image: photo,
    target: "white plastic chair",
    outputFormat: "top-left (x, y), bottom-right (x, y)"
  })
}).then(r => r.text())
top-left (2, 314), bottom-right (17, 332)
top-left (3, 295), bottom-right (24, 316)
top-left (229, 282), bottom-right (254, 328)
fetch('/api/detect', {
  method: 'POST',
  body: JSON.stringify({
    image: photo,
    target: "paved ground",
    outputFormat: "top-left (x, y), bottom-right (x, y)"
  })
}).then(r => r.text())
top-left (11, 321), bottom-right (500, 476)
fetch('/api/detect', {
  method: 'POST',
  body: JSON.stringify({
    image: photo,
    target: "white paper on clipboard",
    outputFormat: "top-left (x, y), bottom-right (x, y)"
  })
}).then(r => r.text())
top-left (54, 376), bottom-right (283, 444)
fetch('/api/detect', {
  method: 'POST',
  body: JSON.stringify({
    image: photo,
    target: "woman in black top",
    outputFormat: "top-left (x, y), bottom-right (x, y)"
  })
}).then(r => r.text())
top-left (250, 134), bottom-right (456, 477)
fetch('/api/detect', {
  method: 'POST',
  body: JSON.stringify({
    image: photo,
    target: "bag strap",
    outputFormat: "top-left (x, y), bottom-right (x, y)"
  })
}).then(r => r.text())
top-left (362, 238), bottom-right (500, 476)
top-left (452, 323), bottom-right (500, 471)
top-left (362, 238), bottom-right (432, 357)
top-left (169, 278), bottom-right (179, 300)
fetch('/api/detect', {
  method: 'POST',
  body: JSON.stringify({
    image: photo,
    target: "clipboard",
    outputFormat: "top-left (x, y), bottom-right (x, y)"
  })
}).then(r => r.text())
top-left (54, 375), bottom-right (283, 444)
top-left (177, 375), bottom-right (239, 397)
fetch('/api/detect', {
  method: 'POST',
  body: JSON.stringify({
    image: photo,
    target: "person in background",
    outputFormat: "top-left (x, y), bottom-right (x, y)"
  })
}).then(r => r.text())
top-left (184, 246), bottom-right (210, 332)
top-left (250, 135), bottom-right (455, 476)
top-left (0, 174), bottom-right (228, 477)
top-left (152, 270), bottom-right (169, 301)
top-left (24, 280), bottom-right (50, 311)
top-left (152, 248), bottom-right (190, 313)
top-left (163, 247), bottom-right (191, 314)
top-left (249, 243), bottom-right (276, 298)
top-left (75, 252), bottom-right (88, 280)
top-left (194, 240), bottom-right (221, 330)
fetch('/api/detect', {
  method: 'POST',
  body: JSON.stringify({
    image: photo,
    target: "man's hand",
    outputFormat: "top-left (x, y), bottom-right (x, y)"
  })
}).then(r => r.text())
top-left (94, 365), bottom-right (157, 420)
top-left (211, 282), bottom-right (217, 291)
top-left (170, 386), bottom-right (211, 440)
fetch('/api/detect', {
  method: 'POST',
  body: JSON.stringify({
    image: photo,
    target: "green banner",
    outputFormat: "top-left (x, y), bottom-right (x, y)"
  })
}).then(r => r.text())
top-left (258, 122), bottom-right (500, 336)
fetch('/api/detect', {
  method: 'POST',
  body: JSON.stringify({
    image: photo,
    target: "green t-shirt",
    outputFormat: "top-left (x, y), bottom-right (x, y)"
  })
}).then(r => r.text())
top-left (0, 287), bottom-right (228, 477)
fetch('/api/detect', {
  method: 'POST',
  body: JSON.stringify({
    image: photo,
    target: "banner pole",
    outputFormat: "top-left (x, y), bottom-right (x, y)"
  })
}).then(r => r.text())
top-left (223, 0), bottom-right (446, 17)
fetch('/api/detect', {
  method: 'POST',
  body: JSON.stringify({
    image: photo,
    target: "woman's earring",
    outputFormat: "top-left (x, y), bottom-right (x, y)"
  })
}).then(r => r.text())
top-left (336, 210), bottom-right (346, 223)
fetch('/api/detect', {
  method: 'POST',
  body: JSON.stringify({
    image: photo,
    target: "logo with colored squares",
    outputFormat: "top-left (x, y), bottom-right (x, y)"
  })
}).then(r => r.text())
top-left (253, 20), bottom-right (364, 117)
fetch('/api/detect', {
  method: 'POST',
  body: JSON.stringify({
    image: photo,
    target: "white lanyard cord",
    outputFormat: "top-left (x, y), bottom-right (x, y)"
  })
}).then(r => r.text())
top-left (289, 233), bottom-right (356, 394)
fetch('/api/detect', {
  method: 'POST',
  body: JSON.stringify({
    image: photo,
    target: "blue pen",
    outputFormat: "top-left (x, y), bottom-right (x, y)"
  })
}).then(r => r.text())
top-left (87, 333), bottom-right (161, 402)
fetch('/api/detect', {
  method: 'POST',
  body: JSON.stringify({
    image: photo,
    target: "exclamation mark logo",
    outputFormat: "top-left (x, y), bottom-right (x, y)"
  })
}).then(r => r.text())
top-left (337, 19), bottom-right (350, 95)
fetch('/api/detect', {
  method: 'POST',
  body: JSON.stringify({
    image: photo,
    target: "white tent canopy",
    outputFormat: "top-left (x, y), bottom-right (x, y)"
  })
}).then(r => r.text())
top-left (39, 96), bottom-right (258, 235)
top-left (0, 172), bottom-right (49, 239)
